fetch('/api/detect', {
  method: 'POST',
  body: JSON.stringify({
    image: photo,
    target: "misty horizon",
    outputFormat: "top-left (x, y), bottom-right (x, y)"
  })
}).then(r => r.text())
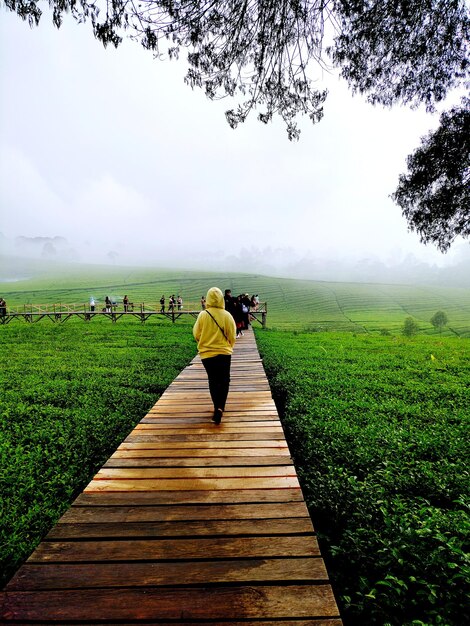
top-left (2, 232), bottom-right (470, 289)
top-left (1, 10), bottom-right (468, 286)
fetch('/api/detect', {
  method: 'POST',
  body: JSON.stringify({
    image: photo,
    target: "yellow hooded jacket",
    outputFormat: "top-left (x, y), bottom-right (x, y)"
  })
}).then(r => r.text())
top-left (193, 287), bottom-right (237, 359)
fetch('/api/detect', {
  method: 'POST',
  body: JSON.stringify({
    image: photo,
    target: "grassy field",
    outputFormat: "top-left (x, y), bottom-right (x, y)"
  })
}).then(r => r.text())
top-left (2, 256), bottom-right (470, 335)
top-left (1, 260), bottom-right (469, 624)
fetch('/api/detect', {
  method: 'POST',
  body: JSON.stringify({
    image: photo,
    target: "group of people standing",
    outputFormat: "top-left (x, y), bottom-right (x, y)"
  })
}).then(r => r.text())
top-left (89, 296), bottom-right (132, 312)
top-left (193, 287), bottom-right (260, 425)
top-left (160, 295), bottom-right (183, 313)
top-left (224, 290), bottom-right (259, 338)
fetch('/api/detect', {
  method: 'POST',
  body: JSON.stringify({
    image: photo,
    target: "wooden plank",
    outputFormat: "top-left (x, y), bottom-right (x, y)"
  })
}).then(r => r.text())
top-left (94, 621), bottom-right (342, 625)
top-left (93, 466), bottom-right (296, 479)
top-left (111, 451), bottom-right (290, 460)
top-left (145, 394), bottom-right (272, 399)
top-left (84, 476), bottom-right (300, 492)
top-left (46, 517), bottom-right (314, 539)
top-left (103, 455), bottom-right (294, 467)
top-left (142, 415), bottom-right (280, 422)
top-left (148, 400), bottom-right (273, 404)
top-left (8, 558), bottom-right (328, 590)
top-left (123, 433), bottom-right (286, 442)
top-left (144, 415), bottom-right (280, 421)
top-left (132, 426), bottom-right (284, 434)
top-left (28, 536), bottom-right (320, 562)
top-left (58, 502), bottom-right (311, 523)
top-left (117, 440), bottom-right (288, 449)
top-left (157, 390), bottom-right (274, 396)
top-left (0, 585), bottom-right (339, 620)
top-left (73, 488), bottom-right (304, 506)
top-left (134, 420), bottom-right (283, 435)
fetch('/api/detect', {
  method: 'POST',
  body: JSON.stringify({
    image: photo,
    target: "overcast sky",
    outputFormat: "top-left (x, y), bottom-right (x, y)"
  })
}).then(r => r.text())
top-left (0, 8), bottom-right (464, 272)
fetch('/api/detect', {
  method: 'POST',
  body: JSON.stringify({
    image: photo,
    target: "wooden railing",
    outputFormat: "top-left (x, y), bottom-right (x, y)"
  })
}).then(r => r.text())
top-left (0, 303), bottom-right (268, 327)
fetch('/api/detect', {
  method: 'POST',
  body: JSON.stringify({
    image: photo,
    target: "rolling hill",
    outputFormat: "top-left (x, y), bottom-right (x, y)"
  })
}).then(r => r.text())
top-left (1, 256), bottom-right (469, 336)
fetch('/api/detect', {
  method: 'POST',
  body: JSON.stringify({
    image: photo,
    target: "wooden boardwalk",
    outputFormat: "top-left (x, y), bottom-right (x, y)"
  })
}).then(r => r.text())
top-left (0, 304), bottom-right (267, 327)
top-left (1, 329), bottom-right (342, 624)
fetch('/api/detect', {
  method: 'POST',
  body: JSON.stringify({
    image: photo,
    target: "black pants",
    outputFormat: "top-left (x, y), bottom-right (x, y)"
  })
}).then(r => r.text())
top-left (202, 354), bottom-right (231, 411)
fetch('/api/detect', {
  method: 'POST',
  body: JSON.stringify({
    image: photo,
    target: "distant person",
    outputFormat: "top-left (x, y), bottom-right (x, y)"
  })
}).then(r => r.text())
top-left (90, 297), bottom-right (95, 312)
top-left (240, 293), bottom-right (251, 330)
top-left (200, 295), bottom-right (206, 310)
top-left (193, 287), bottom-right (236, 425)
top-left (160, 295), bottom-right (165, 313)
top-left (177, 295), bottom-right (183, 310)
top-left (224, 289), bottom-right (236, 320)
top-left (249, 294), bottom-right (258, 322)
top-left (168, 295), bottom-right (175, 311)
top-left (0, 297), bottom-right (6, 318)
top-left (234, 295), bottom-right (244, 338)
top-left (105, 296), bottom-right (112, 313)
top-left (123, 295), bottom-right (129, 312)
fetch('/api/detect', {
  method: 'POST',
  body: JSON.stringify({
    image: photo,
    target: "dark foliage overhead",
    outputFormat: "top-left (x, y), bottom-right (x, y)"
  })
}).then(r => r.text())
top-left (392, 99), bottom-right (470, 252)
top-left (4, 0), bottom-right (469, 138)
top-left (331, 0), bottom-right (469, 111)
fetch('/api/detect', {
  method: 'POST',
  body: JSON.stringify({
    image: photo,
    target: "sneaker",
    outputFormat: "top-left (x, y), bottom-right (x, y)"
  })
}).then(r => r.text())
top-left (212, 408), bottom-right (223, 425)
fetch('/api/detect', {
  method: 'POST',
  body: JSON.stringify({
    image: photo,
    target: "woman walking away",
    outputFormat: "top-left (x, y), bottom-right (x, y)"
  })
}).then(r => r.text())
top-left (193, 287), bottom-right (236, 425)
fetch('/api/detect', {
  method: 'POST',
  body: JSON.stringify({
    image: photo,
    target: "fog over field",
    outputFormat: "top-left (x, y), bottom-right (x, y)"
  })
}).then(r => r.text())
top-left (0, 7), bottom-right (468, 283)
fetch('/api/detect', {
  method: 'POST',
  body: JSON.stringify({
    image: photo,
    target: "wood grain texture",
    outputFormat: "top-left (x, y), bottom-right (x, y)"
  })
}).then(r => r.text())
top-left (73, 488), bottom-right (305, 505)
top-left (1, 585), bottom-right (339, 620)
top-left (8, 558), bottom-right (328, 590)
top-left (93, 466), bottom-right (297, 479)
top-left (28, 536), bottom-right (320, 562)
top-left (84, 476), bottom-right (300, 492)
top-left (103, 455), bottom-right (294, 467)
top-left (46, 517), bottom-right (314, 539)
top-left (59, 501), bottom-right (311, 523)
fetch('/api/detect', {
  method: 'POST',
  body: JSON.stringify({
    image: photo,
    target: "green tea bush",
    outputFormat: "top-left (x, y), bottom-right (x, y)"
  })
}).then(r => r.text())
top-left (256, 329), bottom-right (470, 626)
top-left (0, 319), bottom-right (196, 588)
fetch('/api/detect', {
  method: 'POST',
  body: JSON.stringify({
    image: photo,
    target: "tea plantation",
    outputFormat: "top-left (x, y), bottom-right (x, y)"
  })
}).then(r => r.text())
top-left (2, 258), bottom-right (470, 335)
top-left (255, 330), bottom-right (469, 625)
top-left (1, 262), bottom-right (469, 625)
